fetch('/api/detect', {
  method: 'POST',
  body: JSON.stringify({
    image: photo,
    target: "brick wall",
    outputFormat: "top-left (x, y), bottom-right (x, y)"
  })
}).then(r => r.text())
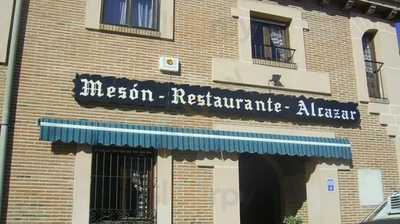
top-left (2, 0), bottom-right (399, 223)
top-left (173, 152), bottom-right (214, 224)
top-left (5, 0), bottom-right (236, 222)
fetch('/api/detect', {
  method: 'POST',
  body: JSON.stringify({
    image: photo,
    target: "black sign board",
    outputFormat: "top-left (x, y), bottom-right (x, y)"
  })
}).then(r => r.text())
top-left (74, 74), bottom-right (360, 125)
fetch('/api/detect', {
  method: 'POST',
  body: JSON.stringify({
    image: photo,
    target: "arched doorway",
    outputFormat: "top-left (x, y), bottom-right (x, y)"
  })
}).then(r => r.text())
top-left (239, 154), bottom-right (282, 224)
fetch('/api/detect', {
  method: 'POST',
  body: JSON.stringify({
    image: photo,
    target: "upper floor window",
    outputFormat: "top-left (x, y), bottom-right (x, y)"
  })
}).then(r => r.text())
top-left (251, 18), bottom-right (295, 64)
top-left (362, 30), bottom-right (385, 99)
top-left (102, 0), bottom-right (159, 30)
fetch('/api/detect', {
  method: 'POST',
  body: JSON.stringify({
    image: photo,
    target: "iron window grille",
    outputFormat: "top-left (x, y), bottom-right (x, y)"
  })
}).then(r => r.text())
top-left (101, 0), bottom-right (160, 31)
top-left (362, 31), bottom-right (386, 99)
top-left (90, 149), bottom-right (156, 224)
top-left (251, 18), bottom-right (295, 64)
top-left (365, 60), bottom-right (385, 99)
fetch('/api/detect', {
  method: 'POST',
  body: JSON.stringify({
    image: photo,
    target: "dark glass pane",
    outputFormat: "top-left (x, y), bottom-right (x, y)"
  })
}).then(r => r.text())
top-left (251, 20), bottom-right (289, 62)
top-left (362, 32), bottom-right (382, 98)
top-left (103, 0), bottom-right (128, 25)
top-left (251, 21), bottom-right (265, 58)
top-left (362, 33), bottom-right (374, 61)
top-left (132, 0), bottom-right (157, 29)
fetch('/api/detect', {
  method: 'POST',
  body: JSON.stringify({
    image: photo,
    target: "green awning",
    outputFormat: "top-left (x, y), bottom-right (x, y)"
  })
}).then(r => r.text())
top-left (38, 118), bottom-right (352, 160)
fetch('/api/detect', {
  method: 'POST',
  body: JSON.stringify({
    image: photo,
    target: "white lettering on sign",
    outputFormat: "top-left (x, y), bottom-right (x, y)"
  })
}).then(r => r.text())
top-left (74, 74), bottom-right (360, 124)
top-left (80, 78), bottom-right (104, 97)
top-left (296, 100), bottom-right (356, 120)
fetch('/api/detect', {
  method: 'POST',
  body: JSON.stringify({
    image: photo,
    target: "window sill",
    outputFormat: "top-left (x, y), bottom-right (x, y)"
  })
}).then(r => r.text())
top-left (253, 58), bottom-right (297, 70)
top-left (369, 97), bottom-right (390, 105)
top-left (98, 24), bottom-right (161, 38)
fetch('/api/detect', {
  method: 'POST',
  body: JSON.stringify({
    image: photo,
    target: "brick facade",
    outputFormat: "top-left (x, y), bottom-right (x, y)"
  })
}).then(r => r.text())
top-left (173, 152), bottom-right (214, 224)
top-left (1, 0), bottom-right (399, 223)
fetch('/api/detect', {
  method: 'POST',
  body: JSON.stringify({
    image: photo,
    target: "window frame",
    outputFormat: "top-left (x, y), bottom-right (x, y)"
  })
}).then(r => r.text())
top-left (362, 31), bottom-right (377, 62)
top-left (361, 30), bottom-right (386, 99)
top-left (250, 17), bottom-right (290, 49)
top-left (89, 148), bottom-right (157, 224)
top-left (100, 0), bottom-right (160, 31)
top-left (250, 17), bottom-right (295, 64)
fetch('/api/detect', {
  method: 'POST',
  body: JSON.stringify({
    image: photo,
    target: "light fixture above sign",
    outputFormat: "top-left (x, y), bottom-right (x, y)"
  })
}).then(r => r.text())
top-left (159, 56), bottom-right (180, 73)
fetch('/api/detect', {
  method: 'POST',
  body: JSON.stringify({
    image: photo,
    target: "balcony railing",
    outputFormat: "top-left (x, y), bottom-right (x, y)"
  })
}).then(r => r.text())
top-left (252, 44), bottom-right (296, 64)
top-left (364, 60), bottom-right (385, 99)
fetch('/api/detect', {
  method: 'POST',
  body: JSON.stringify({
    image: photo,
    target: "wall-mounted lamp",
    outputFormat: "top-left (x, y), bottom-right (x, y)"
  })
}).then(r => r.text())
top-left (269, 74), bottom-right (283, 87)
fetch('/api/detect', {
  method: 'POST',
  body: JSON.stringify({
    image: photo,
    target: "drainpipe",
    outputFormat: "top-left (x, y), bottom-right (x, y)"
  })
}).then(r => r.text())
top-left (0, 0), bottom-right (23, 220)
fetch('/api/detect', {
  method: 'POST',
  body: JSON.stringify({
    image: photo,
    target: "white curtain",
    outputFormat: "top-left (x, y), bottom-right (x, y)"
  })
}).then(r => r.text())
top-left (269, 26), bottom-right (286, 60)
top-left (270, 26), bottom-right (285, 47)
top-left (133, 0), bottom-right (156, 29)
top-left (119, 0), bottom-right (127, 25)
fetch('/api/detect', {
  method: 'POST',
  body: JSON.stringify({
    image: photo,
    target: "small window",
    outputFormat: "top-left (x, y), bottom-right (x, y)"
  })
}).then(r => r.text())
top-left (362, 30), bottom-right (385, 99)
top-left (251, 18), bottom-right (294, 63)
top-left (89, 149), bottom-right (156, 224)
top-left (102, 0), bottom-right (159, 30)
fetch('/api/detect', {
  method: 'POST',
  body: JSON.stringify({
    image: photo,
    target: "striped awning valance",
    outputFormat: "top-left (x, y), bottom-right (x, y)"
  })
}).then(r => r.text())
top-left (38, 118), bottom-right (352, 160)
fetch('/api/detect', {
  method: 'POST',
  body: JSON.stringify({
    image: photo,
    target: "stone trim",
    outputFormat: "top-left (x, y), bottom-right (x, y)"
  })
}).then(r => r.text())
top-left (235, 0), bottom-right (308, 71)
top-left (212, 58), bottom-right (332, 95)
top-left (72, 145), bottom-right (92, 224)
top-left (71, 147), bottom-right (172, 224)
top-left (99, 24), bottom-right (161, 38)
top-left (0, 0), bottom-right (14, 63)
top-left (85, 0), bottom-right (174, 40)
top-left (156, 150), bottom-right (173, 224)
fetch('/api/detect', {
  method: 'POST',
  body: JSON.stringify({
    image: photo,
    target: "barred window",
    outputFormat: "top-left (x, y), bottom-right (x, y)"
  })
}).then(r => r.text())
top-left (90, 149), bottom-right (155, 224)
top-left (251, 18), bottom-right (295, 64)
top-left (362, 30), bottom-right (384, 99)
top-left (102, 0), bottom-right (159, 30)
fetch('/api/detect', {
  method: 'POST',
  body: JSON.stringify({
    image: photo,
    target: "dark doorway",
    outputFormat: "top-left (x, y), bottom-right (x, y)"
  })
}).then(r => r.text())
top-left (239, 154), bottom-right (282, 224)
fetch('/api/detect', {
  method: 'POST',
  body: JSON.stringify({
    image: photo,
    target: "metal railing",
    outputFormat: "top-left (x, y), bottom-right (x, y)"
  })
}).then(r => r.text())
top-left (364, 60), bottom-right (385, 99)
top-left (90, 150), bottom-right (155, 224)
top-left (252, 44), bottom-right (296, 64)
